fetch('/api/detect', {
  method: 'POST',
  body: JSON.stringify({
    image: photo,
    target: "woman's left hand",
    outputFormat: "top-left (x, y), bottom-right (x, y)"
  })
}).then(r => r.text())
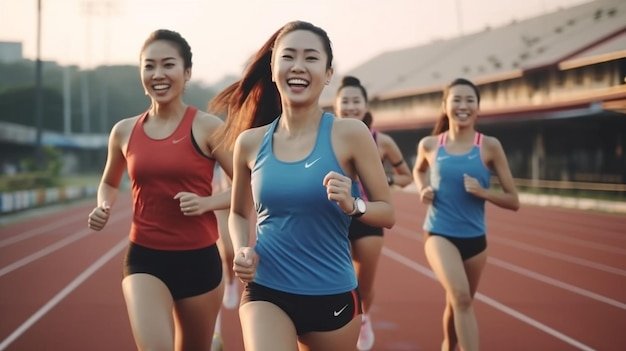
top-left (323, 171), bottom-right (354, 213)
top-left (174, 191), bottom-right (205, 216)
top-left (463, 174), bottom-right (484, 197)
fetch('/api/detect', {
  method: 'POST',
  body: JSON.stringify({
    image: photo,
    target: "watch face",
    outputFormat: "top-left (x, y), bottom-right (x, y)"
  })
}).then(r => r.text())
top-left (356, 198), bottom-right (366, 213)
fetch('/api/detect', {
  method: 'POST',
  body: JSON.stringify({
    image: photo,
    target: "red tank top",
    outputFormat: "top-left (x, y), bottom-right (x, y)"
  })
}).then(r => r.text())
top-left (126, 106), bottom-right (218, 250)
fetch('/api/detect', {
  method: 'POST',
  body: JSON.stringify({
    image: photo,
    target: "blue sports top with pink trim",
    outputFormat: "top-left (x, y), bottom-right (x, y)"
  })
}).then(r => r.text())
top-left (251, 112), bottom-right (360, 295)
top-left (423, 132), bottom-right (491, 238)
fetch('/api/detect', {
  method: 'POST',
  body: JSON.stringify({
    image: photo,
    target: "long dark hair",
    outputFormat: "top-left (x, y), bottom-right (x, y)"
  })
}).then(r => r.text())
top-left (432, 78), bottom-right (481, 135)
top-left (208, 21), bottom-right (333, 149)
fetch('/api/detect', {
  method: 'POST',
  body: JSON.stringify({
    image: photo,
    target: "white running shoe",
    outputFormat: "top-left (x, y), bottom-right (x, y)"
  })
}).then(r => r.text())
top-left (222, 279), bottom-right (239, 309)
top-left (357, 314), bottom-right (375, 351)
top-left (211, 333), bottom-right (223, 351)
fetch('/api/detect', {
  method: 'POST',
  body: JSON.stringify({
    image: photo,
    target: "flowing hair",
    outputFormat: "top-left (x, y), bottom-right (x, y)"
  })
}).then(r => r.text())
top-left (208, 21), bottom-right (333, 149)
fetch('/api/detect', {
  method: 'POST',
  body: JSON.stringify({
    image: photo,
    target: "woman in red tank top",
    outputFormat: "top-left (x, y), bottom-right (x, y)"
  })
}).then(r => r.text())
top-left (87, 29), bottom-right (234, 351)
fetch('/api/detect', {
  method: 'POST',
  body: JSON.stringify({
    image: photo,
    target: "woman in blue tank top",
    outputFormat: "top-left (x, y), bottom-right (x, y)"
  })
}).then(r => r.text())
top-left (208, 21), bottom-right (395, 351)
top-left (413, 78), bottom-right (520, 351)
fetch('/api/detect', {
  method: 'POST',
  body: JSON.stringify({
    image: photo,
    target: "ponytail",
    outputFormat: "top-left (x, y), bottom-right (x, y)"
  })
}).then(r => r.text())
top-left (208, 31), bottom-right (281, 150)
top-left (431, 113), bottom-right (449, 136)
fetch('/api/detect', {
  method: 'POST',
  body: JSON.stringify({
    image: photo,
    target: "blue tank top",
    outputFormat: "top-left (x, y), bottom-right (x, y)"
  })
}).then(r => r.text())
top-left (423, 132), bottom-right (491, 238)
top-left (251, 112), bottom-right (359, 295)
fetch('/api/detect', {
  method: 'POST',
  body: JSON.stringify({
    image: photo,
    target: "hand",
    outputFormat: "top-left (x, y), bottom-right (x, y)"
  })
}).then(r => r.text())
top-left (322, 171), bottom-right (353, 213)
top-left (88, 201), bottom-right (111, 231)
top-left (464, 174), bottom-right (484, 197)
top-left (233, 247), bottom-right (259, 283)
top-left (419, 186), bottom-right (435, 204)
top-left (174, 192), bottom-right (205, 216)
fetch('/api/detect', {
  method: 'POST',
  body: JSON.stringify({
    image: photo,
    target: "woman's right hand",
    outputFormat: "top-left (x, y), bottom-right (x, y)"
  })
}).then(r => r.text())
top-left (419, 186), bottom-right (435, 205)
top-left (233, 247), bottom-right (259, 283)
top-left (88, 202), bottom-right (111, 231)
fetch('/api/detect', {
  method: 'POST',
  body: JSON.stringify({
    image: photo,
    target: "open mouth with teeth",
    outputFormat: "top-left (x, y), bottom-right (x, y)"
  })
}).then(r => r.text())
top-left (152, 84), bottom-right (171, 93)
top-left (287, 78), bottom-right (310, 92)
top-left (454, 112), bottom-right (471, 121)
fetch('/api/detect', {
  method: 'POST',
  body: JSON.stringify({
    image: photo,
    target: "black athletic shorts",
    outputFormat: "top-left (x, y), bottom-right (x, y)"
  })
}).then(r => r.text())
top-left (123, 242), bottom-right (222, 300)
top-left (426, 233), bottom-right (487, 261)
top-left (241, 282), bottom-right (362, 335)
top-left (348, 218), bottom-right (384, 241)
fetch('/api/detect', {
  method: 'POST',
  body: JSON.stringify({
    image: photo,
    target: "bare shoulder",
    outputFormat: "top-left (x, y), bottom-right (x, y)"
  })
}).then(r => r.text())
top-left (111, 115), bottom-right (139, 137)
top-left (333, 117), bottom-right (370, 139)
top-left (376, 131), bottom-right (395, 146)
top-left (236, 124), bottom-right (271, 151)
top-left (418, 135), bottom-right (438, 151)
top-left (482, 135), bottom-right (503, 151)
top-left (193, 110), bottom-right (224, 132)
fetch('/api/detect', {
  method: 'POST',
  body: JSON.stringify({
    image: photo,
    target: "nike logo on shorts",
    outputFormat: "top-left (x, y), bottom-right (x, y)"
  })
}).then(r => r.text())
top-left (333, 304), bottom-right (348, 317)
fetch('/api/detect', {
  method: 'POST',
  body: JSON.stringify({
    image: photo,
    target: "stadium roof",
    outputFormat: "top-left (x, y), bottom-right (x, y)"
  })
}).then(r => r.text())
top-left (321, 0), bottom-right (626, 105)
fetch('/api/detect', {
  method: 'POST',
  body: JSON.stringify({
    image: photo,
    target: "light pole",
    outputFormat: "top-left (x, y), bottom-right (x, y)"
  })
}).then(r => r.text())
top-left (455, 0), bottom-right (464, 36)
top-left (81, 0), bottom-right (120, 134)
top-left (34, 0), bottom-right (44, 168)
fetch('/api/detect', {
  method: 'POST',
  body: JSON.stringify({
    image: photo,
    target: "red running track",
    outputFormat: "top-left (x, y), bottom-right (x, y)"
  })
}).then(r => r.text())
top-left (0, 191), bottom-right (625, 351)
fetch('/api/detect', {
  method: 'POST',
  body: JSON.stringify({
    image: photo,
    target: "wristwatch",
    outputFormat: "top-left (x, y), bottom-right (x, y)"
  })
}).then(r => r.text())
top-left (348, 197), bottom-right (366, 218)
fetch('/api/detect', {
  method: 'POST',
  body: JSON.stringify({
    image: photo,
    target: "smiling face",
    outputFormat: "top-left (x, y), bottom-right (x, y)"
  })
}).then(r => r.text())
top-left (271, 29), bottom-right (333, 107)
top-left (335, 86), bottom-right (367, 120)
top-left (140, 40), bottom-right (191, 105)
top-left (443, 84), bottom-right (479, 129)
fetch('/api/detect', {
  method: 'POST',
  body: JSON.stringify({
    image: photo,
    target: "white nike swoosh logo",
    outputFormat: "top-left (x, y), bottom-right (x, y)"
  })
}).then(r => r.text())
top-left (172, 136), bottom-right (187, 144)
top-left (469, 154), bottom-right (478, 159)
top-left (437, 155), bottom-right (450, 161)
top-left (333, 304), bottom-right (348, 317)
top-left (304, 157), bottom-right (321, 168)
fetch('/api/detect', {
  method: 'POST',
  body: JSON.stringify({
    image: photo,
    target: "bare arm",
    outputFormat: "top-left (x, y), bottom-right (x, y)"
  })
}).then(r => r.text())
top-left (345, 120), bottom-right (395, 228)
top-left (89, 119), bottom-right (130, 230)
top-left (97, 120), bottom-right (131, 208)
top-left (379, 132), bottom-right (412, 187)
top-left (228, 129), bottom-right (256, 251)
top-left (202, 113), bottom-right (234, 212)
top-left (412, 136), bottom-right (436, 204)
top-left (412, 136), bottom-right (435, 191)
top-left (466, 137), bottom-right (519, 211)
top-left (176, 112), bottom-right (234, 214)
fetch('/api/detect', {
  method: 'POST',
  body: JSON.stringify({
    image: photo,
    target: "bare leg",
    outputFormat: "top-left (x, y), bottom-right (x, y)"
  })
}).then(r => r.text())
top-left (351, 236), bottom-right (383, 351)
top-left (239, 301), bottom-right (299, 351)
top-left (122, 274), bottom-right (175, 351)
top-left (425, 236), bottom-right (487, 351)
top-left (173, 280), bottom-right (224, 351)
top-left (298, 315), bottom-right (361, 351)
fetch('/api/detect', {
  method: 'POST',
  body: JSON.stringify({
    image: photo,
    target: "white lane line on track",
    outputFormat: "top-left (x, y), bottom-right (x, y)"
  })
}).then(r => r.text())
top-left (392, 224), bottom-right (626, 305)
top-left (0, 212), bottom-right (88, 248)
top-left (488, 257), bottom-right (626, 310)
top-left (0, 213), bottom-right (130, 278)
top-left (489, 236), bottom-right (626, 277)
top-left (0, 237), bottom-right (128, 351)
top-left (487, 221), bottom-right (626, 256)
top-left (383, 247), bottom-right (597, 351)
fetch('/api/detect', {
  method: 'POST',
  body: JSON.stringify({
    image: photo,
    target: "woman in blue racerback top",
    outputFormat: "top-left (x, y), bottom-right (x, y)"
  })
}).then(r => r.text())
top-left (413, 78), bottom-right (520, 351)
top-left (208, 21), bottom-right (395, 351)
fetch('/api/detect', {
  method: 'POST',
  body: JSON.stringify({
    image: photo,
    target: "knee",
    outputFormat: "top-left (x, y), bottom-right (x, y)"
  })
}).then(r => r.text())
top-left (448, 290), bottom-right (473, 311)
